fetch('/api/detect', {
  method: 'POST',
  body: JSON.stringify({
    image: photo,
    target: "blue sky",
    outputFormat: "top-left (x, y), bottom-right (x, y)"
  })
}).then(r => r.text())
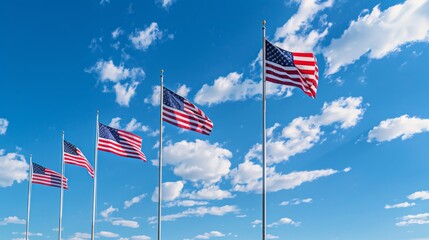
top-left (2, 0), bottom-right (429, 239)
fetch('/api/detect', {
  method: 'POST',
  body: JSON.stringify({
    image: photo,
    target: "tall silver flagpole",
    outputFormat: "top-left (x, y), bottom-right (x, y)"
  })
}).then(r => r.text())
top-left (262, 20), bottom-right (267, 240)
top-left (59, 131), bottom-right (65, 240)
top-left (25, 154), bottom-right (33, 240)
top-left (91, 111), bottom-right (99, 240)
top-left (158, 69), bottom-right (164, 240)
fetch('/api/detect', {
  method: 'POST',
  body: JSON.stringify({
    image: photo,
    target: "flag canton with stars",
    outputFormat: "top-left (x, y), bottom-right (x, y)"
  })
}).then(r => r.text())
top-left (266, 40), bottom-right (295, 67)
top-left (32, 163), bottom-right (46, 174)
top-left (64, 141), bottom-right (79, 155)
top-left (99, 123), bottom-right (121, 142)
top-left (163, 87), bottom-right (185, 110)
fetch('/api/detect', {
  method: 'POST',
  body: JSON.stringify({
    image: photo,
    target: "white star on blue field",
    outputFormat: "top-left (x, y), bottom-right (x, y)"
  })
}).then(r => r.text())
top-left (2, 0), bottom-right (429, 239)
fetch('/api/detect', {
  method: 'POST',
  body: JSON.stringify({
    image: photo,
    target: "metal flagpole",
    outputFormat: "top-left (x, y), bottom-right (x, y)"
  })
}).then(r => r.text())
top-left (158, 69), bottom-right (164, 240)
top-left (59, 131), bottom-right (65, 240)
top-left (25, 154), bottom-right (33, 240)
top-left (91, 111), bottom-right (99, 240)
top-left (262, 20), bottom-right (267, 240)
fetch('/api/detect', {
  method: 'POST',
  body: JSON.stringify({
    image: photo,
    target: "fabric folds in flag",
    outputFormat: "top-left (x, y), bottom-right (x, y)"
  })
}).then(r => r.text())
top-left (265, 39), bottom-right (318, 98)
top-left (64, 140), bottom-right (94, 178)
top-left (98, 123), bottom-right (147, 161)
top-left (32, 162), bottom-right (68, 189)
top-left (162, 87), bottom-right (213, 135)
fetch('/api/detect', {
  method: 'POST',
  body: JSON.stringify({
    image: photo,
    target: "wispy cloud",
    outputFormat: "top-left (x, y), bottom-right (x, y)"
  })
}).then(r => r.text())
top-left (396, 213), bottom-right (429, 227)
top-left (112, 27), bottom-right (123, 39)
top-left (124, 194), bottom-right (146, 209)
top-left (100, 206), bottom-right (118, 218)
top-left (148, 205), bottom-right (238, 223)
top-left (385, 201), bottom-right (415, 209)
top-left (280, 198), bottom-right (312, 206)
top-left (0, 118), bottom-right (8, 135)
top-left (157, 0), bottom-right (175, 9)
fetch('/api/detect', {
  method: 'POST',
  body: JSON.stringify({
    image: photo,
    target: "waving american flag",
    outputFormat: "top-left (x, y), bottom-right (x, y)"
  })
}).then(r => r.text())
top-left (163, 87), bottom-right (213, 135)
top-left (64, 140), bottom-right (94, 178)
top-left (98, 123), bottom-right (146, 161)
top-left (265, 39), bottom-right (318, 98)
top-left (32, 162), bottom-right (68, 189)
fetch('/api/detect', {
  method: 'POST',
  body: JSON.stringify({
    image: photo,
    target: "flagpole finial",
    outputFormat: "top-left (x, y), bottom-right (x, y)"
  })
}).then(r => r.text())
top-left (263, 20), bottom-right (266, 26)
top-left (161, 69), bottom-right (164, 74)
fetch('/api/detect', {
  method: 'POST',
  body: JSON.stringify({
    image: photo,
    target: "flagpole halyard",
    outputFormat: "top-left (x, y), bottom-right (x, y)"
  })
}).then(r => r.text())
top-left (262, 19), bottom-right (267, 240)
top-left (59, 131), bottom-right (65, 240)
top-left (158, 69), bottom-right (164, 240)
top-left (25, 154), bottom-right (32, 240)
top-left (91, 111), bottom-right (99, 240)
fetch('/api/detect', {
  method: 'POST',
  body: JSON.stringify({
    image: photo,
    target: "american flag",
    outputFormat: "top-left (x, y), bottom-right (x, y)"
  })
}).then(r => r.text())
top-left (32, 162), bottom-right (68, 189)
top-left (98, 123), bottom-right (147, 161)
top-left (163, 87), bottom-right (213, 135)
top-left (64, 140), bottom-right (94, 178)
top-left (265, 39), bottom-right (318, 98)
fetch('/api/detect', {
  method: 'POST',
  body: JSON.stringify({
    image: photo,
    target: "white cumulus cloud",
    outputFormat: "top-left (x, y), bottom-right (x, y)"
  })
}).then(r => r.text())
top-left (324, 0), bottom-right (429, 75)
top-left (194, 72), bottom-right (293, 106)
top-left (368, 115), bottom-right (429, 142)
top-left (194, 230), bottom-right (225, 239)
top-left (274, 0), bottom-right (334, 52)
top-left (230, 160), bottom-right (339, 193)
top-left (246, 96), bottom-right (365, 164)
top-left (163, 140), bottom-right (232, 184)
top-left (152, 181), bottom-right (184, 202)
top-left (97, 231), bottom-right (119, 238)
top-left (0, 151), bottom-right (28, 187)
top-left (87, 60), bottom-right (145, 107)
top-left (112, 219), bottom-right (139, 228)
top-left (0, 216), bottom-right (25, 225)
top-left (130, 22), bottom-right (163, 51)
top-left (68, 232), bottom-right (91, 240)
top-left (268, 217), bottom-right (300, 227)
top-left (408, 191), bottom-right (429, 200)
